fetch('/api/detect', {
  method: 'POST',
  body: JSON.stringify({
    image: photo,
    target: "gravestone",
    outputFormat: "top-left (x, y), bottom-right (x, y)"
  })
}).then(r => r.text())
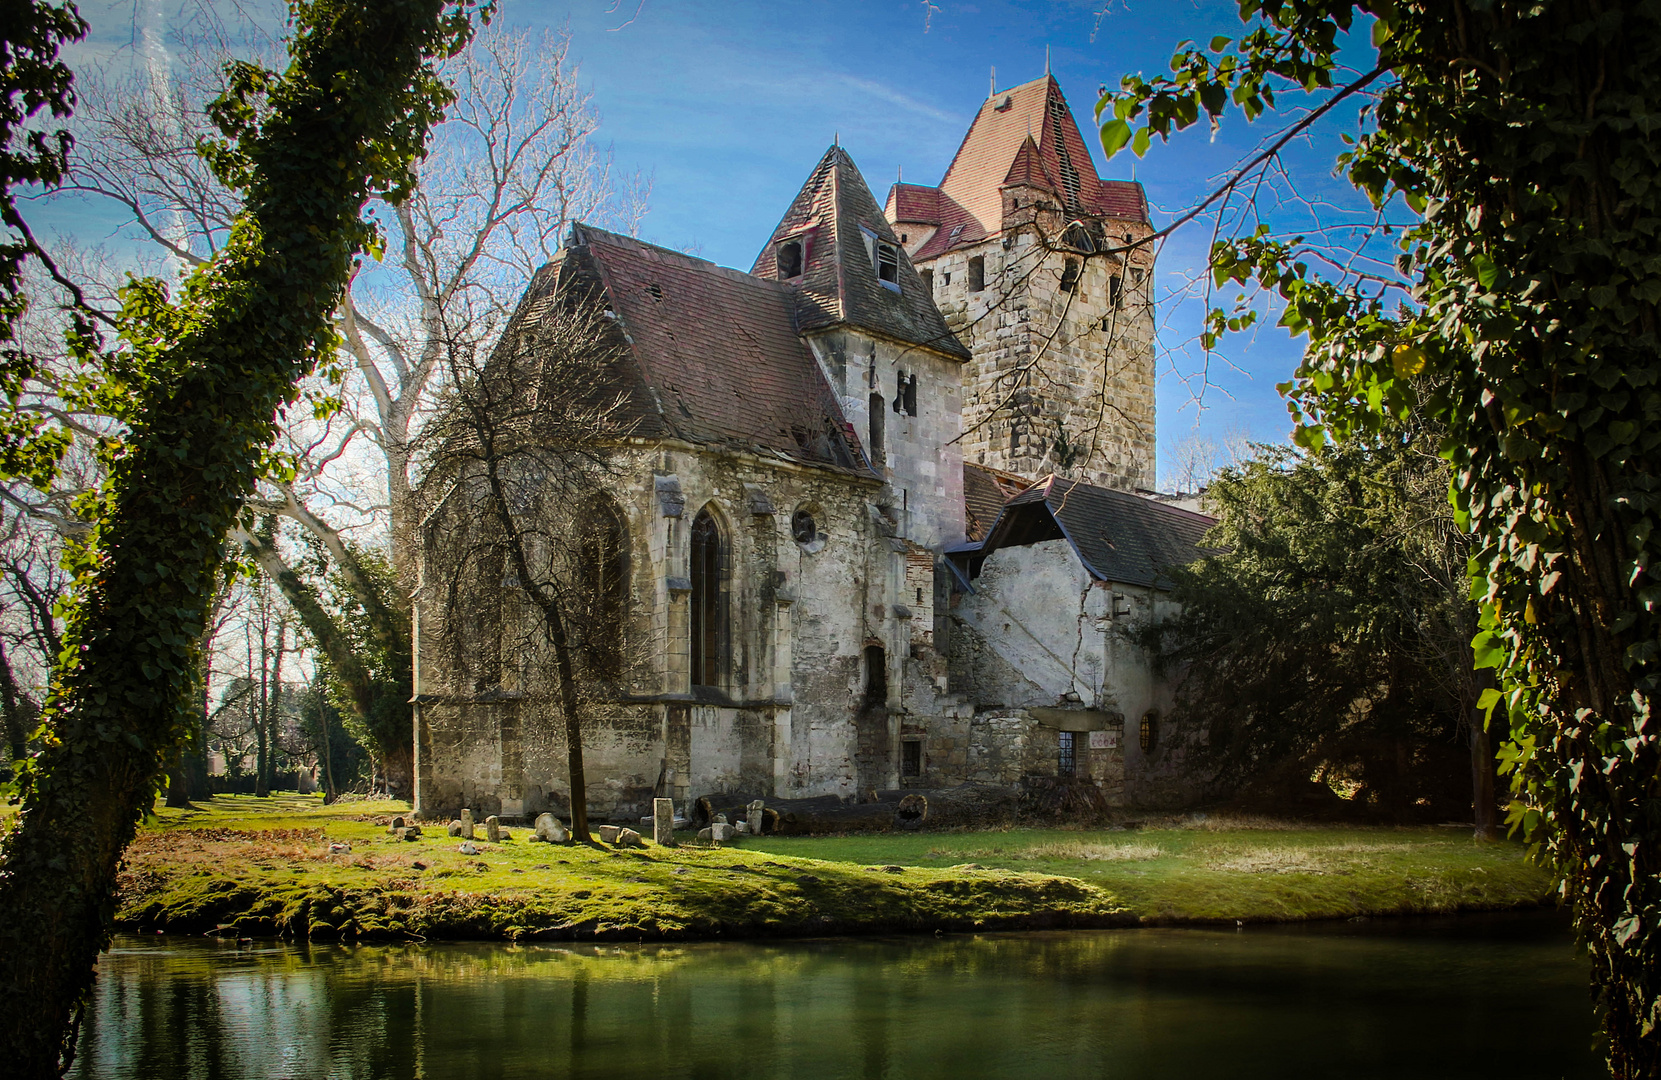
top-left (653, 798), bottom-right (676, 846)
top-left (710, 822), bottom-right (736, 842)
top-left (747, 800), bottom-right (764, 835)
top-left (533, 813), bottom-right (569, 844)
top-left (616, 828), bottom-right (643, 848)
top-left (597, 824), bottom-right (621, 844)
top-left (485, 815), bottom-right (501, 843)
top-left (446, 820), bottom-right (464, 837)
top-left (460, 808), bottom-right (475, 839)
top-left (387, 816), bottom-right (406, 834)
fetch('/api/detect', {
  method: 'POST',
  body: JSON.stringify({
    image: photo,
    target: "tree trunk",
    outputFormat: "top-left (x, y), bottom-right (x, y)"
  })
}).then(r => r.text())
top-left (165, 759), bottom-right (191, 808)
top-left (0, 6), bottom-right (456, 1069)
top-left (0, 640), bottom-right (32, 768)
top-left (238, 529), bottom-right (412, 798)
top-left (551, 614), bottom-right (590, 843)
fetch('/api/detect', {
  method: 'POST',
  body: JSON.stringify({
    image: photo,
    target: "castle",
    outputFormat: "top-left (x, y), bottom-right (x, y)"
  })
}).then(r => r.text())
top-left (410, 75), bottom-right (1215, 822)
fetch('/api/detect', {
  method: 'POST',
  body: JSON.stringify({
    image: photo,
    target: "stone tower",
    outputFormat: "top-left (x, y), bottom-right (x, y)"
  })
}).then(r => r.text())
top-left (885, 75), bottom-right (1156, 491)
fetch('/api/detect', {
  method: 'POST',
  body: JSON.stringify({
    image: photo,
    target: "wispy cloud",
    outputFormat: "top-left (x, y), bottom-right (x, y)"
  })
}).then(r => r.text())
top-left (832, 74), bottom-right (965, 127)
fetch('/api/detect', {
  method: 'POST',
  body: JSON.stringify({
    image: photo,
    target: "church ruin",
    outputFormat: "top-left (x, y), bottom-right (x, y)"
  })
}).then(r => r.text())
top-left (411, 75), bottom-right (1215, 823)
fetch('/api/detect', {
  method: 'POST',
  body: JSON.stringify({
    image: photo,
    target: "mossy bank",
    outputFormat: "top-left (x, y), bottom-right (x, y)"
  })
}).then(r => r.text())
top-left (105, 796), bottom-right (1557, 943)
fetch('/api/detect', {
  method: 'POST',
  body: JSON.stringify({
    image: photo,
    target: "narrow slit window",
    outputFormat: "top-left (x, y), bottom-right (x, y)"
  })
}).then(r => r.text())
top-left (968, 256), bottom-right (985, 292)
top-left (920, 267), bottom-right (933, 291)
top-left (863, 645), bottom-right (887, 707)
top-left (1058, 731), bottom-right (1076, 778)
top-left (904, 373), bottom-right (918, 417)
top-left (868, 392), bottom-right (885, 465)
top-left (1110, 274), bottom-right (1123, 307)
top-left (901, 740), bottom-right (921, 777)
top-left (1060, 259), bottom-right (1080, 293)
top-left (776, 239), bottom-right (803, 279)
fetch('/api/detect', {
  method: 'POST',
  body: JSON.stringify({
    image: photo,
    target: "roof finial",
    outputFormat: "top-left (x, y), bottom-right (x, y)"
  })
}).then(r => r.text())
top-left (834, 131), bottom-right (839, 148)
top-left (897, 164), bottom-right (902, 183)
top-left (990, 66), bottom-right (996, 98)
top-left (1045, 44), bottom-right (1051, 75)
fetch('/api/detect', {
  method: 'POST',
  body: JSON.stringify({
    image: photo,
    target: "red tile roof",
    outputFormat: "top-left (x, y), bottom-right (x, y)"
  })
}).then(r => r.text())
top-left (897, 75), bottom-right (1148, 261)
top-left (753, 146), bottom-right (969, 361)
top-left (534, 225), bottom-right (872, 474)
top-left (888, 183), bottom-right (943, 224)
top-left (1002, 134), bottom-right (1060, 190)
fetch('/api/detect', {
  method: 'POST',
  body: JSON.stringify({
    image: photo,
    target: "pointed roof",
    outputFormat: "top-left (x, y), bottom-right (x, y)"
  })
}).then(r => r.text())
top-left (890, 75), bottom-right (1149, 261)
top-left (753, 146), bottom-right (969, 361)
top-left (1002, 134), bottom-right (1059, 190)
top-left (507, 224), bottom-right (872, 476)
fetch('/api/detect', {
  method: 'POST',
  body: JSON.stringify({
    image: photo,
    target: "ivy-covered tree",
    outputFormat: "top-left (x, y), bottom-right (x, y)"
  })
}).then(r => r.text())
top-left (0, 2), bottom-right (479, 1075)
top-left (1104, 1), bottom-right (1661, 1072)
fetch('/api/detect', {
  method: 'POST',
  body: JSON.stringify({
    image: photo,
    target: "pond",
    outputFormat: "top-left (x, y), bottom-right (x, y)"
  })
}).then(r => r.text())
top-left (73, 914), bottom-right (1599, 1079)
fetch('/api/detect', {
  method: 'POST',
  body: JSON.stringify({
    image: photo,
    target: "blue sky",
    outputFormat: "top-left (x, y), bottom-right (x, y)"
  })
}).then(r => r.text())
top-left (60, 0), bottom-right (1386, 486)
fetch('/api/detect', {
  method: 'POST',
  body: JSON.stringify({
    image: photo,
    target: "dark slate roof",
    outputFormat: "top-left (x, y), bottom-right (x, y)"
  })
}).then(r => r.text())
top-left (752, 146), bottom-right (970, 361)
top-left (986, 475), bottom-right (1217, 589)
top-left (892, 75), bottom-right (1148, 262)
top-left (509, 224), bottom-right (872, 475)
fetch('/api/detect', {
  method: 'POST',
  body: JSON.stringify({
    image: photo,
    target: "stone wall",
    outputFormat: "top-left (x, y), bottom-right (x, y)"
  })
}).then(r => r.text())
top-left (414, 436), bottom-right (937, 820)
top-left (916, 207), bottom-right (1156, 492)
top-left (805, 328), bottom-right (967, 548)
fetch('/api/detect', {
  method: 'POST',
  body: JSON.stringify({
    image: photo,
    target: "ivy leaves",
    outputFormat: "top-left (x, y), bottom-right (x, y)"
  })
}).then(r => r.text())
top-left (1108, 2), bottom-right (1661, 1070)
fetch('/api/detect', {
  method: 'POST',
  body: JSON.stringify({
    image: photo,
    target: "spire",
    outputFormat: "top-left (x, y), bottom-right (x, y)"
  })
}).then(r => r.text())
top-left (750, 146), bottom-right (968, 360)
top-left (1045, 44), bottom-right (1050, 75)
top-left (990, 66), bottom-right (996, 97)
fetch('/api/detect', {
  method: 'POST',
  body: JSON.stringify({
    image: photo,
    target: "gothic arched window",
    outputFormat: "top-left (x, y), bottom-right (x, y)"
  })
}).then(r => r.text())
top-left (577, 499), bottom-right (628, 679)
top-left (690, 508), bottom-right (725, 687)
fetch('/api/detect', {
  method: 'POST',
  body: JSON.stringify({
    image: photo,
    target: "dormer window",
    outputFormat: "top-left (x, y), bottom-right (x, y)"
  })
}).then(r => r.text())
top-left (876, 241), bottom-right (900, 288)
top-left (776, 239), bottom-right (803, 279)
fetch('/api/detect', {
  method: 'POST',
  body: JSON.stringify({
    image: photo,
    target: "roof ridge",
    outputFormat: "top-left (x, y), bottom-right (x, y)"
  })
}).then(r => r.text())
top-left (575, 222), bottom-right (794, 295)
top-left (989, 73), bottom-right (1059, 100)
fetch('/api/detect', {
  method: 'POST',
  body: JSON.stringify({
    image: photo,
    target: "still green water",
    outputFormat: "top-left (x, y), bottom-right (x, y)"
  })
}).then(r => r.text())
top-left (74, 915), bottom-right (1598, 1079)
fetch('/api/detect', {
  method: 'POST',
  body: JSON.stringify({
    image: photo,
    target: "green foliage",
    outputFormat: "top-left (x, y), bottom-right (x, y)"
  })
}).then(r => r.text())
top-left (295, 682), bottom-right (366, 792)
top-left (0, 1), bottom-right (85, 489)
top-left (0, 3), bottom-right (483, 1073)
top-left (1104, 1), bottom-right (1661, 1071)
top-left (1149, 433), bottom-right (1474, 813)
top-left (317, 545), bottom-right (411, 780)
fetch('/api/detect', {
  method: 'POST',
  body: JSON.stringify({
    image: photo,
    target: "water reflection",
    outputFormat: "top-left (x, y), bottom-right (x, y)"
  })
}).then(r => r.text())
top-left (74, 915), bottom-right (1599, 1079)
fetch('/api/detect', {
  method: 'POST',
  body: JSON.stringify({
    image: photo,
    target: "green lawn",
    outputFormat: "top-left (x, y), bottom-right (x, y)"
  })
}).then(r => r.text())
top-left (742, 821), bottom-right (1550, 923)
top-left (57, 794), bottom-right (1555, 941)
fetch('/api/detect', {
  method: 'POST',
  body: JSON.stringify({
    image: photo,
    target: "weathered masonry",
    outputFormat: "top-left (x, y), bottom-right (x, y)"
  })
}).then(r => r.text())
top-left (413, 74), bottom-right (1215, 824)
top-left (887, 75), bottom-right (1157, 492)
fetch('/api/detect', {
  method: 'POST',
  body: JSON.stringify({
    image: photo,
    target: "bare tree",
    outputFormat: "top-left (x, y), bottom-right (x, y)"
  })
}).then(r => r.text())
top-left (419, 287), bottom-right (639, 842)
top-left (56, 20), bottom-right (647, 797)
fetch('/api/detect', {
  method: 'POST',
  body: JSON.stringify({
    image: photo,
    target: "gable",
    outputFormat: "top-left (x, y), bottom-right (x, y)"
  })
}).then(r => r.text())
top-left (753, 145), bottom-right (969, 361)
top-left (506, 225), bottom-right (873, 476)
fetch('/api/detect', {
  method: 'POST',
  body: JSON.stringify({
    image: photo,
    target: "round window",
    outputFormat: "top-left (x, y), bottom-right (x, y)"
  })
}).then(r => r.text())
top-left (791, 510), bottom-right (817, 544)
